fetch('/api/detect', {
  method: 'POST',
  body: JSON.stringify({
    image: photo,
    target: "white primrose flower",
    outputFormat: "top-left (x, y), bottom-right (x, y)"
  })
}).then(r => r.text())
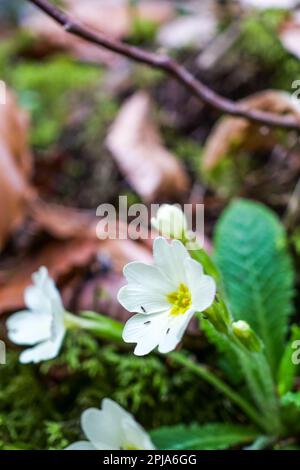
top-left (118, 237), bottom-right (216, 356)
top-left (66, 398), bottom-right (155, 450)
top-left (6, 267), bottom-right (66, 364)
top-left (151, 204), bottom-right (189, 241)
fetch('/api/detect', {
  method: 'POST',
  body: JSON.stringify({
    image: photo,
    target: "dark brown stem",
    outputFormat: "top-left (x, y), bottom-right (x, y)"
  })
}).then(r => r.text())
top-left (27, 0), bottom-right (300, 131)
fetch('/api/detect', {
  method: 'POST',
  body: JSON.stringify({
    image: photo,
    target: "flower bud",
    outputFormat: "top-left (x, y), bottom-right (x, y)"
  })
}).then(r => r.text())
top-left (232, 320), bottom-right (261, 352)
top-left (204, 299), bottom-right (231, 334)
top-left (151, 204), bottom-right (189, 242)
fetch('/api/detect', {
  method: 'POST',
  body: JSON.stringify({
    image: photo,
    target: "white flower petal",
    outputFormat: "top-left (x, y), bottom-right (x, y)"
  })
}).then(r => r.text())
top-left (24, 286), bottom-right (52, 316)
top-left (81, 408), bottom-right (121, 450)
top-left (123, 262), bottom-right (173, 292)
top-left (121, 418), bottom-right (155, 450)
top-left (118, 285), bottom-right (169, 314)
top-left (185, 258), bottom-right (216, 312)
top-left (19, 328), bottom-right (65, 364)
top-left (153, 237), bottom-right (189, 286)
top-left (32, 266), bottom-right (61, 302)
top-left (123, 311), bottom-right (170, 356)
top-left (158, 309), bottom-right (194, 354)
top-left (66, 441), bottom-right (97, 450)
top-left (7, 311), bottom-right (52, 345)
top-left (102, 398), bottom-right (132, 423)
top-left (25, 267), bottom-right (64, 319)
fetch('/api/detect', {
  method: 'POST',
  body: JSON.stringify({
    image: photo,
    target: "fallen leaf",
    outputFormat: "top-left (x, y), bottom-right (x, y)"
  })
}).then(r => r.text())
top-left (30, 199), bottom-right (98, 239)
top-left (0, 238), bottom-right (99, 313)
top-left (106, 91), bottom-right (190, 201)
top-left (202, 90), bottom-right (300, 172)
top-left (0, 88), bottom-right (35, 251)
top-left (157, 0), bottom-right (217, 50)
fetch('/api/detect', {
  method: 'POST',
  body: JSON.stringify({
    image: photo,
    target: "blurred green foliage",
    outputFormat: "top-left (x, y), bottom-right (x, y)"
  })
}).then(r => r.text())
top-left (128, 16), bottom-right (159, 45)
top-left (238, 9), bottom-right (300, 90)
top-left (11, 56), bottom-right (100, 148)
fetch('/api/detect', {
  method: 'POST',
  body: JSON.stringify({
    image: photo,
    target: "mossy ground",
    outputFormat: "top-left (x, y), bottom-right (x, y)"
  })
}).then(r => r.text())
top-left (0, 331), bottom-right (229, 450)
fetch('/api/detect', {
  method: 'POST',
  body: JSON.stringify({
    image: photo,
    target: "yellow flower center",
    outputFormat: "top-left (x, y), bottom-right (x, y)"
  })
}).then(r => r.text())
top-left (167, 283), bottom-right (192, 316)
top-left (121, 445), bottom-right (140, 450)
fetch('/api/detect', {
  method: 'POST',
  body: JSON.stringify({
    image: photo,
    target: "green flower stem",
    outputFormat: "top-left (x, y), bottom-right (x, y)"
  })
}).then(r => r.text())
top-left (64, 311), bottom-right (124, 343)
top-left (169, 351), bottom-right (266, 431)
top-left (222, 325), bottom-right (281, 434)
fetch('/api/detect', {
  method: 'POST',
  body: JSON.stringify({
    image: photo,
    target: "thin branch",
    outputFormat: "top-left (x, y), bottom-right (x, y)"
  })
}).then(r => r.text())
top-left (27, 0), bottom-right (300, 131)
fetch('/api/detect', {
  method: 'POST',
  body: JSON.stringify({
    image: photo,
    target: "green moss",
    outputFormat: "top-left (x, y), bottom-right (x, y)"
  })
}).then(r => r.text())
top-left (0, 331), bottom-right (223, 450)
top-left (171, 137), bottom-right (203, 176)
top-left (128, 16), bottom-right (158, 45)
top-left (202, 154), bottom-right (247, 198)
top-left (9, 56), bottom-right (101, 148)
top-left (239, 10), bottom-right (287, 65)
top-left (237, 9), bottom-right (300, 90)
top-left (0, 32), bottom-right (36, 78)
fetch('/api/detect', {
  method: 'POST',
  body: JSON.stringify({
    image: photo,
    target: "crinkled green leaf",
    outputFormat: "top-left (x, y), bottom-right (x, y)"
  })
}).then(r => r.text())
top-left (214, 199), bottom-right (294, 374)
top-left (277, 325), bottom-right (300, 396)
top-left (150, 423), bottom-right (257, 450)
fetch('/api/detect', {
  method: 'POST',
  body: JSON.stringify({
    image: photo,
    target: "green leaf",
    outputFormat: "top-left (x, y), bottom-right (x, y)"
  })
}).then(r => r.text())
top-left (281, 391), bottom-right (300, 411)
top-left (214, 199), bottom-right (294, 374)
top-left (150, 423), bottom-right (257, 450)
top-left (277, 325), bottom-right (300, 396)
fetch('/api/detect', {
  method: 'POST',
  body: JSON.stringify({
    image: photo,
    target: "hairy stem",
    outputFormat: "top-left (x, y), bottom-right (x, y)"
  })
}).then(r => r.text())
top-left (169, 351), bottom-right (267, 431)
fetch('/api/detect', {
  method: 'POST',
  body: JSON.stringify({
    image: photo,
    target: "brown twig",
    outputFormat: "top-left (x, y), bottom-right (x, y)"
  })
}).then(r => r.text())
top-left (27, 0), bottom-right (300, 131)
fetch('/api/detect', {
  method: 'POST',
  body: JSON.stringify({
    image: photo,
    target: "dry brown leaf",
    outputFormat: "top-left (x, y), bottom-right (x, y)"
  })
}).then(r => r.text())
top-left (106, 91), bottom-right (190, 201)
top-left (0, 89), bottom-right (35, 251)
top-left (23, 0), bottom-right (174, 64)
top-left (30, 199), bottom-right (98, 239)
top-left (202, 90), bottom-right (300, 172)
top-left (0, 238), bottom-right (99, 313)
top-left (101, 238), bottom-right (152, 271)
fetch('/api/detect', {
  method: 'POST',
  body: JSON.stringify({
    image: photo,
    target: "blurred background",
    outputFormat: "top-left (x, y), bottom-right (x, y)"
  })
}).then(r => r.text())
top-left (1, 0), bottom-right (300, 450)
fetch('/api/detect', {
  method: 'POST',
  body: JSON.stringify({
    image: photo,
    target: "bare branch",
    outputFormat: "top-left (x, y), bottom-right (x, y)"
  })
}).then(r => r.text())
top-left (27, 0), bottom-right (300, 131)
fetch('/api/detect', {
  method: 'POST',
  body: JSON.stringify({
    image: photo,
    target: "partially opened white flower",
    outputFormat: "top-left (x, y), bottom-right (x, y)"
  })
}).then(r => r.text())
top-left (151, 204), bottom-right (189, 242)
top-left (66, 398), bottom-right (155, 450)
top-left (118, 237), bottom-right (216, 356)
top-left (7, 267), bottom-right (66, 364)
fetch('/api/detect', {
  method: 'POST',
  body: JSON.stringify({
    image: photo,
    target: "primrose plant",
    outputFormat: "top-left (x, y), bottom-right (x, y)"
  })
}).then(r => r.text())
top-left (6, 199), bottom-right (300, 450)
